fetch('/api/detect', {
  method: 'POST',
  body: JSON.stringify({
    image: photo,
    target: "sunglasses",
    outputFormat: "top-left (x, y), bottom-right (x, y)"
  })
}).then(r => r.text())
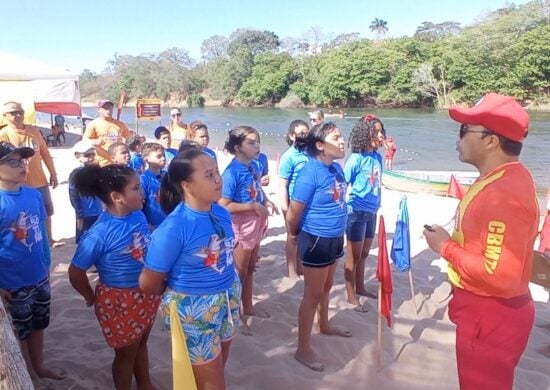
top-left (6, 110), bottom-right (24, 116)
top-left (328, 165), bottom-right (344, 183)
top-left (82, 152), bottom-right (96, 158)
top-left (0, 158), bottom-right (27, 168)
top-left (209, 213), bottom-right (226, 239)
top-left (459, 124), bottom-right (491, 139)
top-left (171, 113), bottom-right (181, 117)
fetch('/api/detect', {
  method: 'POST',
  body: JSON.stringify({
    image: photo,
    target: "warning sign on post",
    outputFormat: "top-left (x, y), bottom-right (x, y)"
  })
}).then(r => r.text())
top-left (136, 99), bottom-right (162, 120)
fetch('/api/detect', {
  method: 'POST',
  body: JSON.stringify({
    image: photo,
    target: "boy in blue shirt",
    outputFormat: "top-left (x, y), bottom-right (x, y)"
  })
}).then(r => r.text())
top-left (140, 143), bottom-right (167, 228)
top-left (69, 140), bottom-right (103, 243)
top-left (191, 122), bottom-right (218, 162)
top-left (108, 142), bottom-right (131, 166)
top-left (154, 126), bottom-right (178, 166)
top-left (0, 141), bottom-right (66, 384)
top-left (127, 135), bottom-right (145, 173)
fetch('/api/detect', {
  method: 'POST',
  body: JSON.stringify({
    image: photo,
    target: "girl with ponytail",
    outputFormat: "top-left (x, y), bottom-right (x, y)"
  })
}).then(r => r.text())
top-left (68, 164), bottom-right (159, 390)
top-left (140, 149), bottom-right (240, 389)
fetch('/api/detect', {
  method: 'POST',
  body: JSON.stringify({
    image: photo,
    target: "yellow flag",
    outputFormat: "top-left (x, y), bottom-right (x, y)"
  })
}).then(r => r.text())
top-left (169, 300), bottom-right (197, 390)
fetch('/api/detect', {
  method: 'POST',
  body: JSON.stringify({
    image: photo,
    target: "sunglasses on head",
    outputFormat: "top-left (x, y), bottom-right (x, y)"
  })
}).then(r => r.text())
top-left (209, 213), bottom-right (226, 239)
top-left (328, 165), bottom-right (344, 183)
top-left (459, 124), bottom-right (491, 139)
top-left (0, 157), bottom-right (27, 168)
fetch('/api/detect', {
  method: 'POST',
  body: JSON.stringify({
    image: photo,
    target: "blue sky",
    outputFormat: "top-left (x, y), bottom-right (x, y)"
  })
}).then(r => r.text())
top-left (2, 0), bottom-right (527, 73)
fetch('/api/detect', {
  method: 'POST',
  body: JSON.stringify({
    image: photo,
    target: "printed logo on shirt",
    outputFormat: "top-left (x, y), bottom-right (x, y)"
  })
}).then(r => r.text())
top-left (330, 179), bottom-right (346, 208)
top-left (484, 220), bottom-right (505, 274)
top-left (123, 232), bottom-right (150, 262)
top-left (196, 234), bottom-right (231, 274)
top-left (102, 129), bottom-right (122, 144)
top-left (4, 211), bottom-right (42, 251)
top-left (368, 168), bottom-right (381, 196)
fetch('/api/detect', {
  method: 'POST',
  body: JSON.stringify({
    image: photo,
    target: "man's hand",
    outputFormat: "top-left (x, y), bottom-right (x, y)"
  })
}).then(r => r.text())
top-left (423, 224), bottom-right (451, 254)
top-left (50, 174), bottom-right (58, 189)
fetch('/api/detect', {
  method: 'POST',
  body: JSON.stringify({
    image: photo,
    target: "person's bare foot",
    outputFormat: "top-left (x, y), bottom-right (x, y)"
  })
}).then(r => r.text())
top-left (320, 325), bottom-right (352, 338)
top-left (36, 367), bottom-right (67, 380)
top-left (294, 349), bottom-right (325, 372)
top-left (356, 288), bottom-right (377, 299)
top-left (240, 321), bottom-right (253, 336)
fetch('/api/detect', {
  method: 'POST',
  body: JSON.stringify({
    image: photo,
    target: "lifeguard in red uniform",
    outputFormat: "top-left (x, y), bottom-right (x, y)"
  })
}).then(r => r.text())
top-left (424, 93), bottom-right (538, 390)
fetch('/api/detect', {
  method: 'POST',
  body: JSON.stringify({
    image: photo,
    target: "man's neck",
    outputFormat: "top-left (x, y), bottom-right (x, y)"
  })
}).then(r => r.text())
top-left (6, 123), bottom-right (25, 131)
top-left (477, 155), bottom-right (518, 177)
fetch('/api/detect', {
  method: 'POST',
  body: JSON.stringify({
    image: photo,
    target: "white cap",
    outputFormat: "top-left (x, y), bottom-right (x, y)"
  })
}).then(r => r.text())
top-left (73, 139), bottom-right (96, 154)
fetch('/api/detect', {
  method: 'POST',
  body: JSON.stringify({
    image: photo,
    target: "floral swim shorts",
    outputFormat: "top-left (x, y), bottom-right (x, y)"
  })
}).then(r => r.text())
top-left (161, 275), bottom-right (241, 365)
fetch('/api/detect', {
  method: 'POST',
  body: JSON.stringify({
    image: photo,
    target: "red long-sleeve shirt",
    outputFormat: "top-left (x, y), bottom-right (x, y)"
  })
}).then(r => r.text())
top-left (441, 162), bottom-right (539, 299)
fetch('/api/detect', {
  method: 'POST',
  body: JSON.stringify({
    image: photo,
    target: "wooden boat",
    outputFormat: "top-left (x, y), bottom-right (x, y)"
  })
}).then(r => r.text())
top-left (382, 170), bottom-right (478, 196)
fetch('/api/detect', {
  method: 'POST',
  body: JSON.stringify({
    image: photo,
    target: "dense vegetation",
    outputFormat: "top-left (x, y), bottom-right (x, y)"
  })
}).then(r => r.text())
top-left (80, 1), bottom-right (549, 108)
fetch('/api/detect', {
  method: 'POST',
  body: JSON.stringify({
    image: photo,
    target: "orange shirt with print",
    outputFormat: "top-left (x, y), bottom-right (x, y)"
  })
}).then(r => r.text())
top-left (441, 162), bottom-right (539, 299)
top-left (84, 118), bottom-right (131, 166)
top-left (0, 125), bottom-right (54, 187)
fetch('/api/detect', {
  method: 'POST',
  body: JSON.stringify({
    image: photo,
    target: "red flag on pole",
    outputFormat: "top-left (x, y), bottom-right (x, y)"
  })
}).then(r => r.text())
top-left (447, 174), bottom-right (466, 200)
top-left (377, 215), bottom-right (393, 328)
top-left (116, 91), bottom-right (127, 121)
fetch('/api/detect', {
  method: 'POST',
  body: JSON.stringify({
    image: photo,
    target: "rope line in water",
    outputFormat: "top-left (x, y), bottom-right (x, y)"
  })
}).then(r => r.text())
top-left (209, 127), bottom-right (420, 161)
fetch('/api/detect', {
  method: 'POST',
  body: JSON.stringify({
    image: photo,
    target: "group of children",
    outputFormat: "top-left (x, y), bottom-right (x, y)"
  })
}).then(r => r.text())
top-left (0, 112), bottom-right (391, 389)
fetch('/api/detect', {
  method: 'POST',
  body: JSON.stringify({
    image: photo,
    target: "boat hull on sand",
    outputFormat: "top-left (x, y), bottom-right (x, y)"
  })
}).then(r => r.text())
top-left (382, 170), bottom-right (478, 196)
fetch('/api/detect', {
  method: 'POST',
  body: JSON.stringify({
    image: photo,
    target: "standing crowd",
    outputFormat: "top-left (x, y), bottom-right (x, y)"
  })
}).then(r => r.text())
top-left (0, 94), bottom-right (545, 390)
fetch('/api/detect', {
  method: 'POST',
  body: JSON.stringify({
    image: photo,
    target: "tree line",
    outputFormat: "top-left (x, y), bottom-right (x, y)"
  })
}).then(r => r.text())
top-left (80, 0), bottom-right (549, 109)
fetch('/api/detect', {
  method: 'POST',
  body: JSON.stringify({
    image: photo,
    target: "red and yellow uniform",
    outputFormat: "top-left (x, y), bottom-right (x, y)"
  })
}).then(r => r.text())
top-left (169, 122), bottom-right (188, 148)
top-left (440, 161), bottom-right (539, 390)
top-left (84, 118), bottom-right (130, 167)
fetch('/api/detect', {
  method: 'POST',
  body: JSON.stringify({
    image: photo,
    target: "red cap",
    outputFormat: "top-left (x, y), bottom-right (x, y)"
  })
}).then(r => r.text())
top-left (97, 99), bottom-right (114, 109)
top-left (448, 93), bottom-right (529, 142)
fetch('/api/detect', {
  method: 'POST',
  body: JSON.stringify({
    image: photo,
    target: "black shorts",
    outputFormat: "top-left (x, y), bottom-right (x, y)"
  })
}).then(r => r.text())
top-left (297, 231), bottom-right (344, 268)
top-left (7, 278), bottom-right (51, 340)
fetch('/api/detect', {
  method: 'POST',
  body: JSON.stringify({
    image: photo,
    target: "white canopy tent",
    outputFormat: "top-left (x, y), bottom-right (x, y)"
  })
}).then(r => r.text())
top-left (0, 51), bottom-right (81, 123)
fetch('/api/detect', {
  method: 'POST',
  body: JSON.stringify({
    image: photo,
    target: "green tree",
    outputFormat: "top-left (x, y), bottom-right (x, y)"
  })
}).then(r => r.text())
top-left (237, 53), bottom-right (297, 105)
top-left (370, 18), bottom-right (388, 40)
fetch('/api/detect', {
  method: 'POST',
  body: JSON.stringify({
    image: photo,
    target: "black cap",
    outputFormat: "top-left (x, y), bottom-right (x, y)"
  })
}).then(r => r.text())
top-left (0, 141), bottom-right (34, 161)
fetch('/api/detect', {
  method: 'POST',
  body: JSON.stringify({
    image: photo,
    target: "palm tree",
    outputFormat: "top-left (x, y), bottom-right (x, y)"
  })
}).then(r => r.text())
top-left (370, 18), bottom-right (388, 40)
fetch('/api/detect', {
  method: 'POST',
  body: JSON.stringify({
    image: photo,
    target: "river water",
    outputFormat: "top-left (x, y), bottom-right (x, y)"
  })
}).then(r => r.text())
top-left (78, 106), bottom-right (550, 200)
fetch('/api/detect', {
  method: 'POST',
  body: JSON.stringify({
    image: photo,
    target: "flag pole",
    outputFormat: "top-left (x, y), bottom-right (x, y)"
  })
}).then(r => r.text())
top-left (377, 281), bottom-right (382, 371)
top-left (408, 269), bottom-right (418, 315)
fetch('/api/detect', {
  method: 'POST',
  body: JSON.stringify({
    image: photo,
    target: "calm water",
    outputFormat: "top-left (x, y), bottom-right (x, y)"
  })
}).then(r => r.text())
top-left (76, 107), bottom-right (550, 198)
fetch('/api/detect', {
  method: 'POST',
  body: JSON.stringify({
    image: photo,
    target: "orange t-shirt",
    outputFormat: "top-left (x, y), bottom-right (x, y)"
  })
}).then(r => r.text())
top-left (441, 162), bottom-right (539, 299)
top-left (169, 123), bottom-right (188, 147)
top-left (84, 118), bottom-right (131, 166)
top-left (0, 125), bottom-right (53, 187)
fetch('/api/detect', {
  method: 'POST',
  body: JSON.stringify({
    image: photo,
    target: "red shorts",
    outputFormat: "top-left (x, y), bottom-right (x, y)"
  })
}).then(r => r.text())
top-left (94, 283), bottom-right (160, 349)
top-left (448, 288), bottom-right (534, 390)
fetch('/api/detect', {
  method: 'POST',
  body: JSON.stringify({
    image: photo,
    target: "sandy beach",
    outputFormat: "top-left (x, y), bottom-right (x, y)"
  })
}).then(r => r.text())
top-left (37, 133), bottom-right (550, 390)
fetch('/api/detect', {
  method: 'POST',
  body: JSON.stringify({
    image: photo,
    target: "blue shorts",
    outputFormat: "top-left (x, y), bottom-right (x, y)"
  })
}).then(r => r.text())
top-left (297, 231), bottom-right (344, 268)
top-left (7, 278), bottom-right (51, 340)
top-left (346, 210), bottom-right (377, 241)
top-left (161, 275), bottom-right (241, 365)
